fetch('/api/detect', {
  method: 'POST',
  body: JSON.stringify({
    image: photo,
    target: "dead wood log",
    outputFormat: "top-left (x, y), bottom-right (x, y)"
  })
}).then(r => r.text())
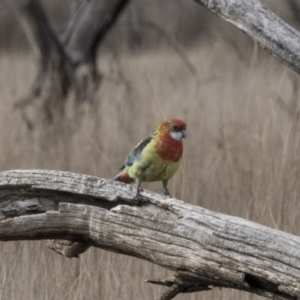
top-left (194, 0), bottom-right (300, 75)
top-left (1, 170), bottom-right (300, 300)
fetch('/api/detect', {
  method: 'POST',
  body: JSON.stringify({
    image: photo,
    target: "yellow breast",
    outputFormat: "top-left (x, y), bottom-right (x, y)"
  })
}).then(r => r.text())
top-left (126, 138), bottom-right (181, 182)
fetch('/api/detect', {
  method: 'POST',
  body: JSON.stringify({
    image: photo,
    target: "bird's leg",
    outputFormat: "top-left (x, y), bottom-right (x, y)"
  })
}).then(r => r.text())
top-left (162, 180), bottom-right (171, 197)
top-left (134, 181), bottom-right (143, 200)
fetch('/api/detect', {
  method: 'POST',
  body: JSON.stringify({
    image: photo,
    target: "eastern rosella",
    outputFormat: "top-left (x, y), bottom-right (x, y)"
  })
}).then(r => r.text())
top-left (114, 119), bottom-right (187, 199)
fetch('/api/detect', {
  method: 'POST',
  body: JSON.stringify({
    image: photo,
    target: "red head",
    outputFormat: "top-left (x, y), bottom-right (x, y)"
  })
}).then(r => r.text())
top-left (157, 119), bottom-right (187, 141)
top-left (155, 119), bottom-right (186, 162)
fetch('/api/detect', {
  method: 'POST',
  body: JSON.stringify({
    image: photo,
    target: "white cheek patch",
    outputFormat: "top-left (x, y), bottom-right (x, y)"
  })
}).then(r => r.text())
top-left (170, 131), bottom-right (183, 141)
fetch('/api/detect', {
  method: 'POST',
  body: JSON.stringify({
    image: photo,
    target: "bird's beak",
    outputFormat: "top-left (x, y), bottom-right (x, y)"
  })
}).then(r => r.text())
top-left (181, 129), bottom-right (187, 139)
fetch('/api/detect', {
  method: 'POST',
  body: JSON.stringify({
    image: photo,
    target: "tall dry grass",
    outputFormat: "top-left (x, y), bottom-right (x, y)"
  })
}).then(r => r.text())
top-left (1, 19), bottom-right (300, 300)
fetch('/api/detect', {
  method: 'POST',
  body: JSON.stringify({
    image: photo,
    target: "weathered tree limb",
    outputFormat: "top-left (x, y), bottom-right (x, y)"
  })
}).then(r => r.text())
top-left (1, 170), bottom-right (300, 300)
top-left (194, 0), bottom-right (300, 75)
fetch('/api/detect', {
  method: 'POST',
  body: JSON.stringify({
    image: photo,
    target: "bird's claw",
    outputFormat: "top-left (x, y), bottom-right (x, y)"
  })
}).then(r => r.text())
top-left (133, 190), bottom-right (144, 202)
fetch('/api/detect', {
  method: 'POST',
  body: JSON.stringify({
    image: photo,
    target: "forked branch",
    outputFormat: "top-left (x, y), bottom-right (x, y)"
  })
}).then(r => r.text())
top-left (11, 0), bottom-right (130, 111)
top-left (1, 170), bottom-right (300, 300)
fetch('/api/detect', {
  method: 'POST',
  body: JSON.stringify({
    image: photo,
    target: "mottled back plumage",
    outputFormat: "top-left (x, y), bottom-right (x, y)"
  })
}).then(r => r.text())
top-left (120, 131), bottom-right (157, 170)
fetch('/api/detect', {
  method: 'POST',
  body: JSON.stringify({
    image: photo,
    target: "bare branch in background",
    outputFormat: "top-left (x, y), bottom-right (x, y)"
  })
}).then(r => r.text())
top-left (65, 0), bottom-right (130, 67)
top-left (115, 19), bottom-right (197, 75)
top-left (194, 0), bottom-right (300, 75)
top-left (9, 0), bottom-right (300, 127)
top-left (140, 20), bottom-right (197, 75)
top-left (218, 27), bottom-right (250, 67)
top-left (1, 170), bottom-right (300, 300)
top-left (9, 0), bottom-right (130, 125)
top-left (17, 0), bottom-right (73, 99)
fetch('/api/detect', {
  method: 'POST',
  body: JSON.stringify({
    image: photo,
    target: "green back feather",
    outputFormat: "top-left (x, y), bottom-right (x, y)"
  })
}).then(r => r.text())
top-left (119, 130), bottom-right (157, 170)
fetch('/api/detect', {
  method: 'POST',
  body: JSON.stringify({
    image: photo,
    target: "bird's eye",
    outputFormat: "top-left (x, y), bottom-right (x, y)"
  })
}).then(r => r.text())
top-left (172, 124), bottom-right (179, 131)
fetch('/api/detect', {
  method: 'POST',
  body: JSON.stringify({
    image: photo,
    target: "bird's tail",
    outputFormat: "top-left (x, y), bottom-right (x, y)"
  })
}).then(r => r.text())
top-left (113, 171), bottom-right (135, 184)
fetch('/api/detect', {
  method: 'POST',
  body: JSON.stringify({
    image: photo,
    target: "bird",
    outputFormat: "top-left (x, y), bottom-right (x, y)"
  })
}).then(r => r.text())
top-left (114, 119), bottom-right (187, 199)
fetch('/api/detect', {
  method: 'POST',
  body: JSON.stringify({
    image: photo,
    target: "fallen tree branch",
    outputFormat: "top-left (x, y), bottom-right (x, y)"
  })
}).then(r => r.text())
top-left (1, 170), bottom-right (300, 300)
top-left (194, 0), bottom-right (300, 75)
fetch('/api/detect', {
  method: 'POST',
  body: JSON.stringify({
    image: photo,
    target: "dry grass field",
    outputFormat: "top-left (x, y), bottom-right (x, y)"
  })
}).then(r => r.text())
top-left (1, 3), bottom-right (300, 299)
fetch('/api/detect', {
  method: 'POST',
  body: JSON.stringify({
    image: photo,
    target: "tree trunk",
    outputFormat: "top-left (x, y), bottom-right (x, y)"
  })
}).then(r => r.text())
top-left (1, 169), bottom-right (300, 300)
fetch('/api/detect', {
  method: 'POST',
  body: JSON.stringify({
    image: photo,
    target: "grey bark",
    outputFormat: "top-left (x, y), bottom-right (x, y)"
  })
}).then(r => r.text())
top-left (1, 170), bottom-right (300, 300)
top-left (194, 0), bottom-right (300, 75)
